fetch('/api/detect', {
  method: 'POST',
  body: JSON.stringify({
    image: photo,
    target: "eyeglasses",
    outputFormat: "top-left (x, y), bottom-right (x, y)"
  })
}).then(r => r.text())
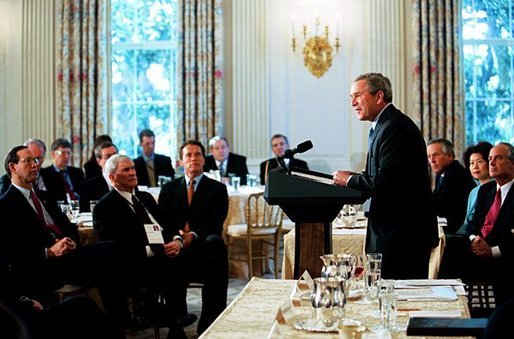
top-left (54, 150), bottom-right (72, 156)
top-left (18, 157), bottom-right (40, 165)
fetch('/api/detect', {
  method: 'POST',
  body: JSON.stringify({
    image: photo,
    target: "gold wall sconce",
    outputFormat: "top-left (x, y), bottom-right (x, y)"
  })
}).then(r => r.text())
top-left (291, 17), bottom-right (341, 78)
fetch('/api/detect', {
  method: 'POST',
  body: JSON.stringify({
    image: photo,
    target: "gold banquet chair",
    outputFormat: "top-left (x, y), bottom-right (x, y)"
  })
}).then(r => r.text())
top-left (226, 192), bottom-right (284, 279)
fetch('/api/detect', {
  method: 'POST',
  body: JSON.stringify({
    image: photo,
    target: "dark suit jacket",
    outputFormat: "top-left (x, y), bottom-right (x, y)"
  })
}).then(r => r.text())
top-left (259, 157), bottom-right (308, 185)
top-left (134, 153), bottom-right (175, 187)
top-left (40, 165), bottom-right (84, 202)
top-left (94, 189), bottom-right (178, 262)
top-left (0, 174), bottom-right (11, 196)
top-left (347, 104), bottom-right (438, 279)
top-left (78, 175), bottom-right (110, 212)
top-left (0, 186), bottom-right (78, 296)
top-left (83, 158), bottom-right (102, 180)
top-left (204, 152), bottom-right (249, 185)
top-left (432, 160), bottom-right (476, 234)
top-left (158, 175), bottom-right (228, 241)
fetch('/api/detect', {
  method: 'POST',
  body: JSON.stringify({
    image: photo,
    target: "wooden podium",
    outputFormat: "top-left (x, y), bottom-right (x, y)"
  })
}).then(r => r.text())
top-left (264, 167), bottom-right (365, 279)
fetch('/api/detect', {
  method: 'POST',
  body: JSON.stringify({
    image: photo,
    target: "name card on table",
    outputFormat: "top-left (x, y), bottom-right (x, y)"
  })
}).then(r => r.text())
top-left (275, 300), bottom-right (296, 325)
top-left (298, 270), bottom-right (314, 291)
top-left (144, 224), bottom-right (165, 244)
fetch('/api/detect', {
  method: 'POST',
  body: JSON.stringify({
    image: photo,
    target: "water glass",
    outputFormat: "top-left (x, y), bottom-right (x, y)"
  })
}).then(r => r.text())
top-left (363, 253), bottom-right (382, 301)
top-left (246, 174), bottom-right (258, 187)
top-left (232, 176), bottom-right (241, 191)
top-left (378, 279), bottom-right (398, 331)
top-left (70, 199), bottom-right (80, 218)
top-left (342, 204), bottom-right (357, 228)
top-left (89, 200), bottom-right (98, 213)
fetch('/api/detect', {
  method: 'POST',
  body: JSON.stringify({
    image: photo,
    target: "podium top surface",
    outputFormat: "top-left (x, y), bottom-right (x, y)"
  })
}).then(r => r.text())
top-left (264, 168), bottom-right (366, 205)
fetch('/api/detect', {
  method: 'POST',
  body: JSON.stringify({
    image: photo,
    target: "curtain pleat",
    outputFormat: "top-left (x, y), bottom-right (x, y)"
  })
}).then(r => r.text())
top-left (413, 0), bottom-right (464, 157)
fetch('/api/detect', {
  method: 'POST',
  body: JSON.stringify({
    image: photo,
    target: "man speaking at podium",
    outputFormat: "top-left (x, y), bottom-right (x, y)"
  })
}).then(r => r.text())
top-left (332, 73), bottom-right (438, 279)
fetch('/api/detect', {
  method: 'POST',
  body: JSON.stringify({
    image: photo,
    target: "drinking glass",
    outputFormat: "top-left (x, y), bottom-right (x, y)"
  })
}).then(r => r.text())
top-left (69, 200), bottom-right (80, 218)
top-left (342, 204), bottom-right (357, 228)
top-left (377, 279), bottom-right (399, 331)
top-left (232, 176), bottom-right (241, 191)
top-left (362, 253), bottom-right (382, 303)
top-left (89, 200), bottom-right (98, 213)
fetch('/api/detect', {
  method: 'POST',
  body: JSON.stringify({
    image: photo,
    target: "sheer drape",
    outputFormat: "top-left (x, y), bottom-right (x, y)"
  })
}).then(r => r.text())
top-left (55, 0), bottom-right (107, 166)
top-left (413, 0), bottom-right (464, 156)
top-left (176, 0), bottom-right (223, 147)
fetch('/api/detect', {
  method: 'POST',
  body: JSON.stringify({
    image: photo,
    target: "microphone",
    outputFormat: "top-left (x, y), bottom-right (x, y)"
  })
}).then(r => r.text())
top-left (282, 140), bottom-right (313, 159)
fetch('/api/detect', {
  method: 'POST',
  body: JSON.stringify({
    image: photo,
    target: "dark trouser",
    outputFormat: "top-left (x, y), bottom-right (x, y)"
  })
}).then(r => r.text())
top-left (180, 234), bottom-right (228, 335)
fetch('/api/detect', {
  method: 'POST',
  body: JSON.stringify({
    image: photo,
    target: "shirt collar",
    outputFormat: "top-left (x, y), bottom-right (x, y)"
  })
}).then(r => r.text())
top-left (185, 174), bottom-right (203, 187)
top-left (497, 179), bottom-right (514, 203)
top-left (53, 164), bottom-right (67, 172)
top-left (114, 187), bottom-right (135, 204)
top-left (142, 153), bottom-right (154, 162)
top-left (12, 183), bottom-right (32, 199)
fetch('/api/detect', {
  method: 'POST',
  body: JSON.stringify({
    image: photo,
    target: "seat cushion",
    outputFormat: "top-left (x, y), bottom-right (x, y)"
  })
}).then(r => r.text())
top-left (227, 224), bottom-right (278, 236)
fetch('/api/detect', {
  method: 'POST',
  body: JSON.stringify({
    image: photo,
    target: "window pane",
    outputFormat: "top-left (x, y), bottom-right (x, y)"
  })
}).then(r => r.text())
top-left (466, 100), bottom-right (513, 144)
top-left (137, 0), bottom-right (174, 41)
top-left (136, 49), bottom-right (172, 101)
top-left (111, 0), bottom-right (136, 44)
top-left (112, 103), bottom-right (138, 156)
top-left (470, 45), bottom-right (512, 98)
top-left (112, 50), bottom-right (136, 102)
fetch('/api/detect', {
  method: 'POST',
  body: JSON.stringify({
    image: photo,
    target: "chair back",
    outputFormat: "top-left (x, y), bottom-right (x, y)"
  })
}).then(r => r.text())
top-left (245, 192), bottom-right (283, 233)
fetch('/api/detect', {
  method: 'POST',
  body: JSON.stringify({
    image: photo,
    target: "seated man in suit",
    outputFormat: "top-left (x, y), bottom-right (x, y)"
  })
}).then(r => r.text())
top-left (439, 142), bottom-right (514, 306)
top-left (134, 129), bottom-right (175, 187)
top-left (427, 138), bottom-right (476, 234)
top-left (40, 138), bottom-right (84, 202)
top-left (0, 145), bottom-right (127, 336)
top-left (94, 154), bottom-right (192, 338)
top-left (0, 138), bottom-right (47, 196)
top-left (79, 141), bottom-right (118, 212)
top-left (259, 134), bottom-right (309, 184)
top-left (159, 140), bottom-right (229, 336)
top-left (203, 136), bottom-right (249, 185)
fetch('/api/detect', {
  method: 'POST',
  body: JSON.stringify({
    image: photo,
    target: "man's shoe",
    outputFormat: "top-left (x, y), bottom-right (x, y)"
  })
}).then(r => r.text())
top-left (176, 313), bottom-right (198, 327)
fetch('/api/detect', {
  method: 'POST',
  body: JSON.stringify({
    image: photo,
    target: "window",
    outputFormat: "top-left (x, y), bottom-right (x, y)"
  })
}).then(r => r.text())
top-left (462, 0), bottom-right (514, 145)
top-left (110, 0), bottom-right (178, 160)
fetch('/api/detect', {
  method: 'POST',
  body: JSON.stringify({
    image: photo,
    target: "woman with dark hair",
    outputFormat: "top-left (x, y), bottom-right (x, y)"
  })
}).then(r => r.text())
top-left (457, 141), bottom-right (494, 233)
top-left (83, 135), bottom-right (112, 180)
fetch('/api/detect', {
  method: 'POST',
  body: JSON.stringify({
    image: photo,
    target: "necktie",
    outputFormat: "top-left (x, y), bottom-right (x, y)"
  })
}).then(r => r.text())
top-left (146, 159), bottom-right (156, 187)
top-left (131, 195), bottom-right (152, 224)
top-left (481, 188), bottom-right (502, 238)
top-left (219, 162), bottom-right (225, 177)
top-left (435, 174), bottom-right (444, 192)
top-left (29, 191), bottom-right (63, 237)
top-left (185, 179), bottom-right (195, 232)
top-left (60, 170), bottom-right (77, 201)
top-left (368, 127), bottom-right (375, 149)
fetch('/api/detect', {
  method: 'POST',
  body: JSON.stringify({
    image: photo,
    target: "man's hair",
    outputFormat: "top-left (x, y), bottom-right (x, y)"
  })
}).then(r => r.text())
top-left (270, 134), bottom-right (289, 146)
top-left (50, 138), bottom-right (72, 151)
top-left (93, 134), bottom-right (112, 147)
top-left (427, 138), bottom-right (455, 158)
top-left (354, 72), bottom-right (393, 103)
top-left (179, 140), bottom-right (205, 159)
top-left (463, 141), bottom-right (493, 168)
top-left (104, 154), bottom-right (132, 176)
top-left (208, 136), bottom-right (229, 149)
top-left (24, 138), bottom-right (46, 153)
top-left (94, 141), bottom-right (118, 159)
top-left (4, 145), bottom-right (28, 177)
top-left (497, 142), bottom-right (514, 161)
top-left (138, 129), bottom-right (155, 142)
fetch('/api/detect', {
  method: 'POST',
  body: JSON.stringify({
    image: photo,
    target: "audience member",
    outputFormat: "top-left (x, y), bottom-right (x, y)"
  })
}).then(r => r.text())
top-left (457, 141), bottom-right (494, 232)
top-left (79, 141), bottom-right (118, 212)
top-left (203, 136), bottom-right (249, 185)
top-left (94, 154), bottom-right (192, 338)
top-left (427, 138), bottom-right (476, 234)
top-left (0, 139), bottom-right (47, 196)
top-left (482, 296), bottom-right (514, 339)
top-left (159, 140), bottom-right (229, 336)
top-left (332, 72), bottom-right (438, 279)
top-left (0, 145), bottom-right (128, 336)
top-left (259, 134), bottom-right (309, 184)
top-left (134, 129), bottom-right (175, 187)
top-left (84, 134), bottom-right (112, 180)
top-left (440, 142), bottom-right (514, 305)
top-left (40, 138), bottom-right (84, 202)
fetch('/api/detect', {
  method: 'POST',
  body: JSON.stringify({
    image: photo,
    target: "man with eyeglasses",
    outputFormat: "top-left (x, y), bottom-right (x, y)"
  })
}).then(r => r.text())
top-left (0, 145), bottom-right (129, 337)
top-left (0, 138), bottom-right (47, 196)
top-left (78, 141), bottom-right (118, 212)
top-left (40, 138), bottom-right (84, 202)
